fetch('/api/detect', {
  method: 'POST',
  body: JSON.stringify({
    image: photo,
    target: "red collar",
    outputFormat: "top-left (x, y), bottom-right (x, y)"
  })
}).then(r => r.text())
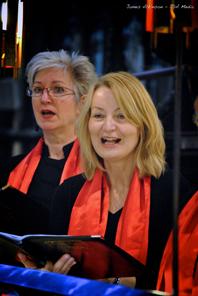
top-left (8, 138), bottom-right (82, 194)
top-left (68, 168), bottom-right (151, 264)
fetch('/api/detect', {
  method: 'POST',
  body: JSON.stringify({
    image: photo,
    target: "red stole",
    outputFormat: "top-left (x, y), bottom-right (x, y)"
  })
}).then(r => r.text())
top-left (68, 168), bottom-right (151, 265)
top-left (156, 191), bottom-right (198, 295)
top-left (8, 138), bottom-right (82, 194)
top-left (193, 254), bottom-right (198, 296)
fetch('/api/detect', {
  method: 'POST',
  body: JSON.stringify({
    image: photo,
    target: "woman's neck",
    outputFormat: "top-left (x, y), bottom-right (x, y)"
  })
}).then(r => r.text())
top-left (105, 160), bottom-right (135, 213)
top-left (43, 132), bottom-right (76, 160)
top-left (105, 159), bottom-right (135, 188)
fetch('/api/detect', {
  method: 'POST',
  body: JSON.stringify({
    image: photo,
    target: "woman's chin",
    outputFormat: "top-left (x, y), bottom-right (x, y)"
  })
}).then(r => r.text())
top-left (40, 124), bottom-right (59, 133)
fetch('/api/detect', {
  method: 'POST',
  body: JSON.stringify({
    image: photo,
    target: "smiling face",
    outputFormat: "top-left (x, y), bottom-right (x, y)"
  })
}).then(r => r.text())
top-left (31, 67), bottom-right (80, 138)
top-left (88, 86), bottom-right (140, 165)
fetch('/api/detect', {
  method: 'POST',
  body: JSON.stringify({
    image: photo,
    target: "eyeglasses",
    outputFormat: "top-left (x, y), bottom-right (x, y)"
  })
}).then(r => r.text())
top-left (26, 86), bottom-right (75, 98)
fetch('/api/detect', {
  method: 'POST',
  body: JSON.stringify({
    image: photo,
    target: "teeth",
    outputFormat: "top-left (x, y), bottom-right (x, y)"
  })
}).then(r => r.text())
top-left (101, 138), bottom-right (121, 143)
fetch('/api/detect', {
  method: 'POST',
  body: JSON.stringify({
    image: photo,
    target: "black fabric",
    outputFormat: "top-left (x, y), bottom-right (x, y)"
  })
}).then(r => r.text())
top-left (49, 168), bottom-right (193, 290)
top-left (27, 142), bottom-right (73, 209)
top-left (49, 174), bottom-right (86, 234)
top-left (0, 154), bottom-right (25, 188)
top-left (0, 187), bottom-right (49, 235)
top-left (137, 170), bottom-right (193, 289)
top-left (0, 142), bottom-right (74, 235)
top-left (104, 210), bottom-right (122, 245)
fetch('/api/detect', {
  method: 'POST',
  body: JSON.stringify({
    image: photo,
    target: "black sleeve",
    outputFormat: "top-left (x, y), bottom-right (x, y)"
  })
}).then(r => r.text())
top-left (137, 168), bottom-right (193, 290)
top-left (0, 187), bottom-right (49, 235)
top-left (0, 154), bottom-right (25, 188)
top-left (49, 174), bottom-right (86, 234)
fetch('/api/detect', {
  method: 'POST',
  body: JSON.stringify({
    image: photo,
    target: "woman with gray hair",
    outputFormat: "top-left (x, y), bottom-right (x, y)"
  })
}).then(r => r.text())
top-left (0, 49), bottom-right (96, 237)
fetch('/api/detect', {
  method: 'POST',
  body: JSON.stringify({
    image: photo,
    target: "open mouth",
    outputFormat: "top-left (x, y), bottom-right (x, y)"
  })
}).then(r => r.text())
top-left (101, 137), bottom-right (121, 144)
top-left (41, 110), bottom-right (55, 115)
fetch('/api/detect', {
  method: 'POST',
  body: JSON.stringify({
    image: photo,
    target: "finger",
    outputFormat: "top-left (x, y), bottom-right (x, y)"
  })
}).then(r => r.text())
top-left (53, 254), bottom-right (76, 274)
top-left (54, 257), bottom-right (76, 274)
top-left (17, 252), bottom-right (37, 268)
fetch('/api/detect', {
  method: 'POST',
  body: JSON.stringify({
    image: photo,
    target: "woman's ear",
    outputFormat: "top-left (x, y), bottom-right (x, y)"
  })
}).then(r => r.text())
top-left (80, 94), bottom-right (86, 105)
top-left (76, 95), bottom-right (87, 116)
top-left (79, 95), bottom-right (87, 109)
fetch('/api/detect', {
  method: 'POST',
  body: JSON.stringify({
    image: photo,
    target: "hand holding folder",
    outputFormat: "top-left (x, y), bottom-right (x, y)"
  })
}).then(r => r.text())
top-left (0, 232), bottom-right (144, 279)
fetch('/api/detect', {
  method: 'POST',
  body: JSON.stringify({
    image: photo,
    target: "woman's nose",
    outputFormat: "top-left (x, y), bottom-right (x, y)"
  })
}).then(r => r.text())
top-left (103, 117), bottom-right (116, 131)
top-left (40, 89), bottom-right (52, 103)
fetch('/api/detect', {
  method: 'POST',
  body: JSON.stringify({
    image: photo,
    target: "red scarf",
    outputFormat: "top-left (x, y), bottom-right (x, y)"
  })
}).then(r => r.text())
top-left (193, 256), bottom-right (198, 296)
top-left (68, 168), bottom-right (151, 264)
top-left (8, 138), bottom-right (82, 194)
top-left (157, 191), bottom-right (198, 295)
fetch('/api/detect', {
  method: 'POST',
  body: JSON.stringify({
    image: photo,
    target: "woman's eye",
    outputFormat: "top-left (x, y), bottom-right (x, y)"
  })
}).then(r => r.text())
top-left (32, 87), bottom-right (43, 94)
top-left (116, 113), bottom-right (125, 120)
top-left (92, 113), bottom-right (105, 119)
top-left (53, 86), bottom-right (65, 94)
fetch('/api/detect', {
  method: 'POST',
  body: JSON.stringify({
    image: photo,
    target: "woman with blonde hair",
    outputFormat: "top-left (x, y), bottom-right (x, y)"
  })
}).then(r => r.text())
top-left (22, 71), bottom-right (192, 288)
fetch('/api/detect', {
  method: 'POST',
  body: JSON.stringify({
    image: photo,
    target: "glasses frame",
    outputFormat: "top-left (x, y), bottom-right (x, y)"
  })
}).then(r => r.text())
top-left (26, 86), bottom-right (75, 98)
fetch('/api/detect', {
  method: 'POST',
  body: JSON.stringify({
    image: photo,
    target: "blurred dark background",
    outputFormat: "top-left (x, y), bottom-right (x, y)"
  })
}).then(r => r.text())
top-left (0, 0), bottom-right (197, 187)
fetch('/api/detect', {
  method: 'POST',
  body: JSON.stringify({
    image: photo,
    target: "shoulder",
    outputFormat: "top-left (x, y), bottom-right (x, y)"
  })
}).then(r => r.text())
top-left (151, 166), bottom-right (191, 195)
top-left (0, 154), bottom-right (26, 187)
top-left (0, 154), bottom-right (25, 169)
top-left (150, 168), bottom-right (174, 202)
top-left (151, 166), bottom-right (193, 212)
top-left (52, 174), bottom-right (86, 212)
top-left (58, 173), bottom-right (86, 195)
top-left (151, 167), bottom-right (174, 188)
top-left (49, 174), bottom-right (86, 234)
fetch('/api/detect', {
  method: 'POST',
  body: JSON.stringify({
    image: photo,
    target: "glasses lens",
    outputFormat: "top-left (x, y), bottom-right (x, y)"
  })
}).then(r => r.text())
top-left (32, 87), bottom-right (44, 96)
top-left (28, 86), bottom-right (74, 97)
top-left (52, 86), bottom-right (68, 97)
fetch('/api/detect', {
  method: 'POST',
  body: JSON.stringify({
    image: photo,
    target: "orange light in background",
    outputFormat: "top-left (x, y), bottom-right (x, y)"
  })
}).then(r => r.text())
top-left (170, 3), bottom-right (176, 34)
top-left (145, 0), bottom-right (154, 32)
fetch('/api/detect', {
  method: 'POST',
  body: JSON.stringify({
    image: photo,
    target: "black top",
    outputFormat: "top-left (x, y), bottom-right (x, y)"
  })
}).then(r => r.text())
top-left (0, 141), bottom-right (74, 235)
top-left (28, 142), bottom-right (73, 209)
top-left (105, 210), bottom-right (122, 244)
top-left (48, 168), bottom-right (193, 290)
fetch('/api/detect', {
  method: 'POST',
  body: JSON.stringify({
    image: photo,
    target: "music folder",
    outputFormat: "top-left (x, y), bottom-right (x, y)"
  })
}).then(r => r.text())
top-left (0, 232), bottom-right (144, 279)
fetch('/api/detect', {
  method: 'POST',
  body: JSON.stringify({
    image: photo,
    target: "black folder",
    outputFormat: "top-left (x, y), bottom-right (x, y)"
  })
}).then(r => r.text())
top-left (0, 232), bottom-right (144, 279)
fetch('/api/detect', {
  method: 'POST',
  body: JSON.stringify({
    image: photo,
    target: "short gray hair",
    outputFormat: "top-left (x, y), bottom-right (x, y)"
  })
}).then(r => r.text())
top-left (25, 49), bottom-right (97, 101)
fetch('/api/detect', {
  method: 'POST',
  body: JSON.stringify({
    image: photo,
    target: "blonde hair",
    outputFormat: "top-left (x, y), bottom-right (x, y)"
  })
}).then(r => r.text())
top-left (77, 71), bottom-right (166, 180)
